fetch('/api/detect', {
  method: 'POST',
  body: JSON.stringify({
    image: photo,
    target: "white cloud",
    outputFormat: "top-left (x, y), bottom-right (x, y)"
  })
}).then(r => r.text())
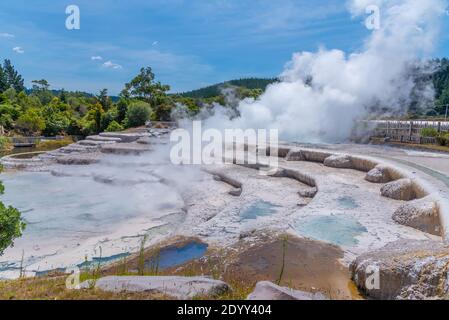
top-left (102, 60), bottom-right (122, 69)
top-left (0, 32), bottom-right (14, 38)
top-left (12, 46), bottom-right (24, 54)
top-left (91, 55), bottom-right (103, 60)
top-left (152, 41), bottom-right (159, 46)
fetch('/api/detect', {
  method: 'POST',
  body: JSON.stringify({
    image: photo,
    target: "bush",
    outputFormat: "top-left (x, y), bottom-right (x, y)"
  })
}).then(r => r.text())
top-left (105, 121), bottom-right (124, 132)
top-left (0, 136), bottom-right (12, 151)
top-left (421, 127), bottom-right (439, 138)
top-left (0, 166), bottom-right (26, 255)
top-left (16, 108), bottom-right (46, 134)
top-left (125, 101), bottom-right (151, 128)
top-left (436, 133), bottom-right (449, 147)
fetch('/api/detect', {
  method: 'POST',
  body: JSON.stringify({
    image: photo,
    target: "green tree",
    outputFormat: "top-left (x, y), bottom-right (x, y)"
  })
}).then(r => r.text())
top-left (125, 101), bottom-right (151, 128)
top-left (0, 59), bottom-right (25, 92)
top-left (16, 108), bottom-right (46, 134)
top-left (97, 88), bottom-right (112, 111)
top-left (59, 89), bottom-right (68, 103)
top-left (0, 165), bottom-right (26, 255)
top-left (105, 120), bottom-right (124, 132)
top-left (85, 102), bottom-right (104, 133)
top-left (42, 102), bottom-right (72, 136)
top-left (123, 67), bottom-right (170, 107)
top-left (436, 87), bottom-right (449, 115)
top-left (31, 79), bottom-right (53, 105)
top-left (116, 98), bottom-right (129, 124)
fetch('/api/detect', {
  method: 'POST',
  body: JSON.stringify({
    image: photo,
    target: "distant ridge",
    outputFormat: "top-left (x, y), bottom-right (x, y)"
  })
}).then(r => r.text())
top-left (178, 77), bottom-right (278, 99)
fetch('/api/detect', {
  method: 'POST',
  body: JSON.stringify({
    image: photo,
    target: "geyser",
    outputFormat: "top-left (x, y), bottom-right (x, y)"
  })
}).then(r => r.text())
top-left (201, 0), bottom-right (446, 143)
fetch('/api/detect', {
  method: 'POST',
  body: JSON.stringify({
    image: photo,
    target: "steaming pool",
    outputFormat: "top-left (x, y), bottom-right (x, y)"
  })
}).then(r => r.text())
top-left (0, 138), bottom-right (442, 293)
top-left (0, 157), bottom-right (189, 278)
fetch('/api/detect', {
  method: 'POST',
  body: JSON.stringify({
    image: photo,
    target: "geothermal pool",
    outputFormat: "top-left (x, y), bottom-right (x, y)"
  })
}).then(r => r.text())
top-left (0, 138), bottom-right (441, 282)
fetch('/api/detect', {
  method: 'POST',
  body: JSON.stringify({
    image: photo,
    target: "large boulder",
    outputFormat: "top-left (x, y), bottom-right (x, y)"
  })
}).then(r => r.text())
top-left (81, 276), bottom-right (230, 299)
top-left (247, 281), bottom-right (327, 300)
top-left (365, 165), bottom-right (392, 183)
top-left (380, 178), bottom-right (416, 201)
top-left (392, 197), bottom-right (441, 236)
top-left (323, 155), bottom-right (352, 169)
top-left (351, 240), bottom-right (449, 300)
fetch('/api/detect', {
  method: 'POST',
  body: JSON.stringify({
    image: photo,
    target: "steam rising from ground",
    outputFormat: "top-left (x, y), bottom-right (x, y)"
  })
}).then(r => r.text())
top-left (191, 0), bottom-right (447, 143)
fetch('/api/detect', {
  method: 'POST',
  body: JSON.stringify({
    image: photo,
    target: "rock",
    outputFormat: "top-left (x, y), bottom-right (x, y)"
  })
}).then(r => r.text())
top-left (365, 165), bottom-right (392, 183)
top-left (229, 188), bottom-right (243, 197)
top-left (299, 187), bottom-right (318, 198)
top-left (392, 197), bottom-right (441, 235)
top-left (247, 281), bottom-right (327, 300)
top-left (101, 143), bottom-right (151, 155)
top-left (78, 139), bottom-right (116, 146)
top-left (380, 178), bottom-right (416, 201)
top-left (86, 135), bottom-right (122, 142)
top-left (323, 155), bottom-right (352, 169)
top-left (351, 240), bottom-right (449, 300)
top-left (99, 132), bottom-right (143, 143)
top-left (137, 137), bottom-right (152, 145)
top-left (285, 150), bottom-right (304, 161)
top-left (81, 276), bottom-right (230, 299)
top-left (56, 154), bottom-right (100, 165)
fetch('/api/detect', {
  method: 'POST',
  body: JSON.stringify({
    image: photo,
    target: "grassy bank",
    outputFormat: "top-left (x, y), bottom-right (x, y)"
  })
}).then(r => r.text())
top-left (0, 235), bottom-right (361, 300)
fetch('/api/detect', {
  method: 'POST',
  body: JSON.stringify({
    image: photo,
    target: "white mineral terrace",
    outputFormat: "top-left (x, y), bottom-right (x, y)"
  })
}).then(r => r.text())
top-left (1, 130), bottom-right (448, 298)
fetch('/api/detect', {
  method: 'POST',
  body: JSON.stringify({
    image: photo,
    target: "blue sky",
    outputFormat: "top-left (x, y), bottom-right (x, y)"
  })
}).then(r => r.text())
top-left (0, 0), bottom-right (448, 95)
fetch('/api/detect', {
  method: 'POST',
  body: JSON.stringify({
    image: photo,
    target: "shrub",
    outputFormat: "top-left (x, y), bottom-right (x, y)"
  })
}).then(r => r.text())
top-left (105, 120), bottom-right (124, 132)
top-left (0, 136), bottom-right (12, 151)
top-left (36, 137), bottom-right (74, 151)
top-left (421, 127), bottom-right (439, 138)
top-left (16, 108), bottom-right (46, 134)
top-left (125, 101), bottom-right (151, 128)
top-left (436, 133), bottom-right (449, 147)
top-left (0, 165), bottom-right (26, 255)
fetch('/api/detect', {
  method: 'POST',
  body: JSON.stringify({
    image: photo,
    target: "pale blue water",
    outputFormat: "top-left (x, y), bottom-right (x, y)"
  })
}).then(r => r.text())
top-left (239, 201), bottom-right (280, 220)
top-left (296, 215), bottom-right (367, 246)
top-left (337, 196), bottom-right (359, 209)
top-left (145, 241), bottom-right (208, 270)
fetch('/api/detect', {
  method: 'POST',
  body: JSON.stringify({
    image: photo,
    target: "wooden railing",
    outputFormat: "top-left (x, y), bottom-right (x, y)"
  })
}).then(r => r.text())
top-left (366, 120), bottom-right (448, 144)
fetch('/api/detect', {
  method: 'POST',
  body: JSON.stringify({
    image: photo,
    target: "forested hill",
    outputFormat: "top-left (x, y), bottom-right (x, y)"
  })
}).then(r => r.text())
top-left (179, 78), bottom-right (278, 99)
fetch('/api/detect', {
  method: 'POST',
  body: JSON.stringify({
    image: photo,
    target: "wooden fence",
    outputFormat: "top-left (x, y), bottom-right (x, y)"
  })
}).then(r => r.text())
top-left (367, 120), bottom-right (449, 144)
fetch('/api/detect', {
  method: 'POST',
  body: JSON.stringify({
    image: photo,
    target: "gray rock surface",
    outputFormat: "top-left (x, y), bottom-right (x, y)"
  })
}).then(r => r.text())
top-left (81, 276), bottom-right (230, 299)
top-left (137, 137), bottom-right (153, 145)
top-left (247, 281), bottom-right (327, 300)
top-left (323, 154), bottom-right (352, 169)
top-left (56, 154), bottom-right (101, 165)
top-left (299, 187), bottom-right (318, 198)
top-left (285, 150), bottom-right (304, 161)
top-left (99, 132), bottom-right (143, 143)
top-left (392, 197), bottom-right (441, 235)
top-left (365, 165), bottom-right (392, 183)
top-left (86, 135), bottom-right (122, 142)
top-left (380, 178), bottom-right (416, 201)
top-left (78, 139), bottom-right (116, 146)
top-left (101, 143), bottom-right (151, 155)
top-left (351, 240), bottom-right (449, 300)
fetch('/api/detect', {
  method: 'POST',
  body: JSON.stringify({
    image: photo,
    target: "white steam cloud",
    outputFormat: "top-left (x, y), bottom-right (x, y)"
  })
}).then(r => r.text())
top-left (201, 0), bottom-right (447, 143)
